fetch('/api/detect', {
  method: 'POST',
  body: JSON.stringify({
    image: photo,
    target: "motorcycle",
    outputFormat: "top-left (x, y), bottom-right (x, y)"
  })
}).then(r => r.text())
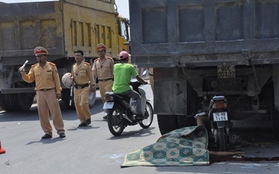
top-left (208, 95), bottom-right (230, 151)
top-left (103, 79), bottom-right (154, 136)
top-left (196, 95), bottom-right (231, 151)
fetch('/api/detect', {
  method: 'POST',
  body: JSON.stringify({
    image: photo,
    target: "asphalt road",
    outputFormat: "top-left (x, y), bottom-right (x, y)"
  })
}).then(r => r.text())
top-left (1, 84), bottom-right (279, 174)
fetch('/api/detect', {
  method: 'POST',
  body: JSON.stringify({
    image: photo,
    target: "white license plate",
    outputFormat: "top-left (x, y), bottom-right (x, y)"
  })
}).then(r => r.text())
top-left (217, 65), bottom-right (235, 78)
top-left (213, 112), bottom-right (228, 121)
top-left (103, 102), bottom-right (114, 109)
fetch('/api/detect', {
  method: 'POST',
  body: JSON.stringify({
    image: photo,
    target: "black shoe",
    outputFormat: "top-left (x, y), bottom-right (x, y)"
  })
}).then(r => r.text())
top-left (85, 119), bottom-right (91, 126)
top-left (59, 133), bottom-right (66, 138)
top-left (103, 116), bottom-right (108, 120)
top-left (78, 122), bottom-right (87, 127)
top-left (41, 134), bottom-right (52, 139)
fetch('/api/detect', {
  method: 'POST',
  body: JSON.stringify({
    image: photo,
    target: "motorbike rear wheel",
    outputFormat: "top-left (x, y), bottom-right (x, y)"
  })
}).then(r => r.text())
top-left (218, 128), bottom-right (226, 151)
top-left (107, 106), bottom-right (125, 136)
top-left (139, 101), bottom-right (154, 129)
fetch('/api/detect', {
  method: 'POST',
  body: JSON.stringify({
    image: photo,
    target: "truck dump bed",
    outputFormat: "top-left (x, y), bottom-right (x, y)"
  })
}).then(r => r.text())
top-left (129, 0), bottom-right (279, 67)
top-left (0, 0), bottom-right (119, 66)
top-left (0, 1), bottom-right (64, 65)
top-left (0, 0), bottom-right (128, 111)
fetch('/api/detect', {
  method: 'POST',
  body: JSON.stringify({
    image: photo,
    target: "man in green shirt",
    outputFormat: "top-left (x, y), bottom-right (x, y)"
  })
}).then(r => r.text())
top-left (113, 51), bottom-right (147, 118)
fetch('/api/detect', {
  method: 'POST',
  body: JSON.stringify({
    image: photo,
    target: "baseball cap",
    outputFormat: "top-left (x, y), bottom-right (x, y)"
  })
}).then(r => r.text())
top-left (119, 51), bottom-right (130, 59)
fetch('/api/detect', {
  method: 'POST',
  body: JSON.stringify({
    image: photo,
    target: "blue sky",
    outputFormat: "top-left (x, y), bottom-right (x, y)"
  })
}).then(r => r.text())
top-left (115, 0), bottom-right (129, 19)
top-left (2, 0), bottom-right (129, 18)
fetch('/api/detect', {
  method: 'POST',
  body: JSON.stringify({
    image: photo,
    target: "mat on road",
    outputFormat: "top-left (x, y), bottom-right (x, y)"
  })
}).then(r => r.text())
top-left (122, 126), bottom-right (209, 167)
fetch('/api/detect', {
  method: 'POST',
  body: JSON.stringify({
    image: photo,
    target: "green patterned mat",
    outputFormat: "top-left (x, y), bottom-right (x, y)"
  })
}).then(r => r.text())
top-left (122, 126), bottom-right (209, 167)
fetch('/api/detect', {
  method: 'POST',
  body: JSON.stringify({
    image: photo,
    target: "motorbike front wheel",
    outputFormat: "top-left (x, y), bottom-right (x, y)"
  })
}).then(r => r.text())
top-left (107, 107), bottom-right (125, 136)
top-left (139, 102), bottom-right (154, 129)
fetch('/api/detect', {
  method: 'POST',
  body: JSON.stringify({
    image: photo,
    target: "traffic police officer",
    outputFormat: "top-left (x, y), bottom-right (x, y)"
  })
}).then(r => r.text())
top-left (19, 46), bottom-right (66, 139)
top-left (72, 50), bottom-right (95, 127)
top-left (92, 43), bottom-right (114, 120)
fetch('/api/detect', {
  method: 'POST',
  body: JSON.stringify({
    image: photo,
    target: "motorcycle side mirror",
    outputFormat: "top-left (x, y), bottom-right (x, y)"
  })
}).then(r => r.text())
top-left (142, 69), bottom-right (147, 76)
top-left (140, 69), bottom-right (150, 80)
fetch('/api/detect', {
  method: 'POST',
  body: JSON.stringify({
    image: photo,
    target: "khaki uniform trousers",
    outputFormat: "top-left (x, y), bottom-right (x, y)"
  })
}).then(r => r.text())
top-left (74, 87), bottom-right (91, 123)
top-left (99, 80), bottom-right (113, 103)
top-left (36, 89), bottom-right (65, 135)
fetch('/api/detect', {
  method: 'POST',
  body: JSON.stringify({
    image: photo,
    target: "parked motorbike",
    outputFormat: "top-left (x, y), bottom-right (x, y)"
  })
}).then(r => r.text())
top-left (208, 95), bottom-right (230, 151)
top-left (103, 79), bottom-right (154, 136)
top-left (196, 95), bottom-right (231, 151)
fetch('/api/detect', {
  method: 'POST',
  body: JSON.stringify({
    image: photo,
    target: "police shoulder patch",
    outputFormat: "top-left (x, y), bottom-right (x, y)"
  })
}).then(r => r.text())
top-left (94, 58), bottom-right (100, 62)
top-left (84, 62), bottom-right (90, 65)
top-left (106, 56), bottom-right (113, 60)
top-left (49, 62), bottom-right (56, 66)
top-left (31, 63), bottom-right (37, 67)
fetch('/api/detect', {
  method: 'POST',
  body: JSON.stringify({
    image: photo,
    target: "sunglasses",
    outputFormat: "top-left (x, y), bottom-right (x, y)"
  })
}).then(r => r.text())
top-left (97, 50), bottom-right (105, 53)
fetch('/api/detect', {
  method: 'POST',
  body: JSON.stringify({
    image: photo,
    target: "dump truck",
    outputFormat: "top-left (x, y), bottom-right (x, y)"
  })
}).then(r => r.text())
top-left (0, 0), bottom-right (129, 111)
top-left (129, 0), bottom-right (279, 140)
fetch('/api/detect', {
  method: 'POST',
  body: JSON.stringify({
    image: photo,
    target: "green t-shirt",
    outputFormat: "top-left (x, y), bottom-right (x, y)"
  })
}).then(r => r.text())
top-left (112, 63), bottom-right (138, 93)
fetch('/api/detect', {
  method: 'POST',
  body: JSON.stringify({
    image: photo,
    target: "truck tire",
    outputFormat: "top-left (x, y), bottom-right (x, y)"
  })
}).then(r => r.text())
top-left (0, 93), bottom-right (34, 111)
top-left (264, 81), bottom-right (279, 141)
top-left (17, 93), bottom-right (35, 111)
top-left (271, 107), bottom-right (279, 141)
top-left (270, 85), bottom-right (279, 141)
top-left (157, 115), bottom-right (178, 135)
top-left (177, 115), bottom-right (197, 128)
top-left (0, 93), bottom-right (14, 111)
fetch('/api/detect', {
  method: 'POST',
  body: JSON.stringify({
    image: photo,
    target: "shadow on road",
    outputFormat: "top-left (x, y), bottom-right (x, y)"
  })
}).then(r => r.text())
top-left (0, 97), bottom-right (105, 122)
top-left (107, 127), bottom-right (157, 140)
top-left (26, 136), bottom-right (67, 145)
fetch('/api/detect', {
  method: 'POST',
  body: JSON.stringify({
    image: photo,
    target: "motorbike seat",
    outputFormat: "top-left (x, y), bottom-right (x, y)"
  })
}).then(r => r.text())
top-left (114, 93), bottom-right (130, 103)
top-left (212, 96), bottom-right (225, 101)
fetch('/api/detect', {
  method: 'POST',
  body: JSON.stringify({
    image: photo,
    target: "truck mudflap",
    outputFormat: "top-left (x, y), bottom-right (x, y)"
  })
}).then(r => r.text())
top-left (154, 68), bottom-right (198, 135)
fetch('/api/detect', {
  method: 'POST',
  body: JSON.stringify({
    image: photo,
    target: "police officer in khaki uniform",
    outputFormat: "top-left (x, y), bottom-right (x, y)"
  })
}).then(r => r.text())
top-left (19, 46), bottom-right (65, 139)
top-left (72, 50), bottom-right (95, 127)
top-left (92, 43), bottom-right (114, 120)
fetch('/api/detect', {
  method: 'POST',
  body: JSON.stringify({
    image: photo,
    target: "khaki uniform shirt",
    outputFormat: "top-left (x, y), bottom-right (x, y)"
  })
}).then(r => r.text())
top-left (92, 56), bottom-right (114, 80)
top-left (22, 61), bottom-right (62, 94)
top-left (71, 61), bottom-right (94, 86)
